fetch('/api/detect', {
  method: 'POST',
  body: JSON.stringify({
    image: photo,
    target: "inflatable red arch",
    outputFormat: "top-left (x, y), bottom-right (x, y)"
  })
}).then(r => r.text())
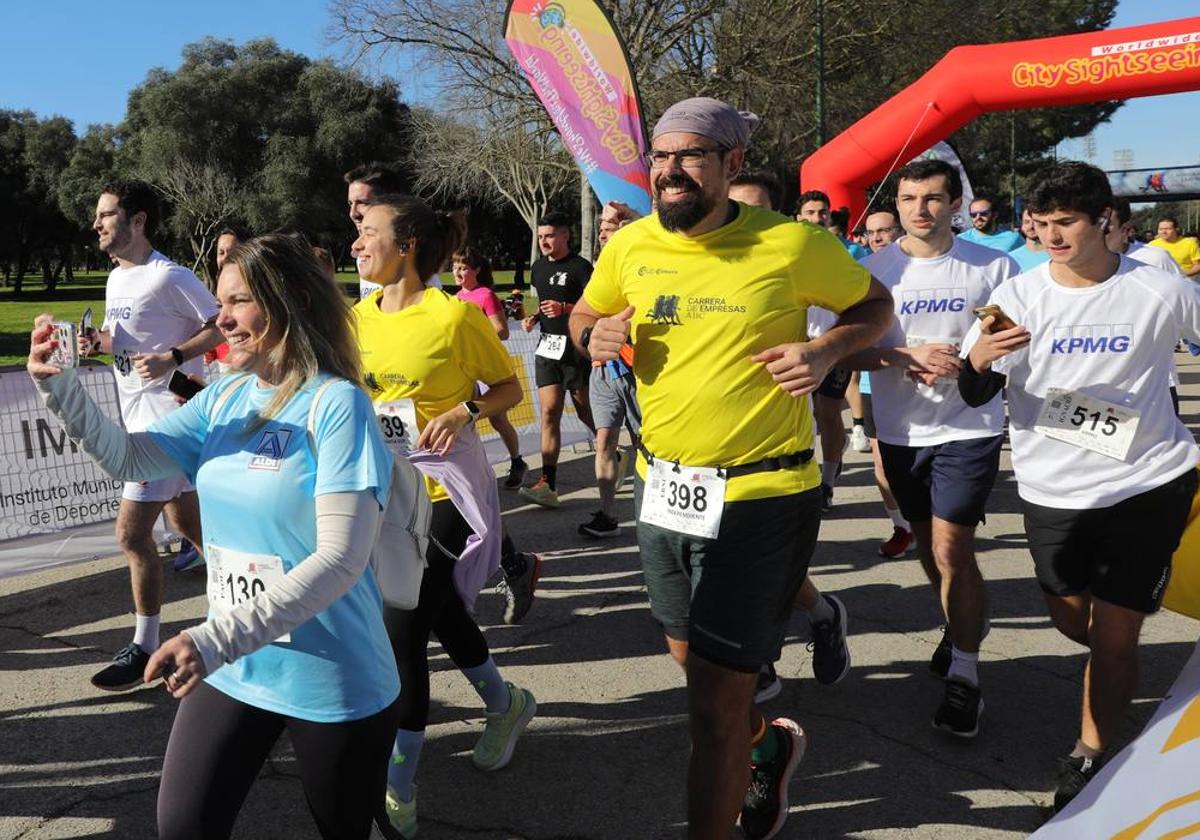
top-left (800, 16), bottom-right (1200, 224)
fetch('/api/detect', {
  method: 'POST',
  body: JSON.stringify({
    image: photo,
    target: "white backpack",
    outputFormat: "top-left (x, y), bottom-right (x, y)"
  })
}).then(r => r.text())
top-left (212, 374), bottom-right (431, 609)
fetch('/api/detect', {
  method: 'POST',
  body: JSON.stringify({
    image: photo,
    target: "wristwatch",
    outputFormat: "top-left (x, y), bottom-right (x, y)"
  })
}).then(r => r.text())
top-left (463, 400), bottom-right (481, 425)
top-left (170, 347), bottom-right (184, 366)
top-left (579, 326), bottom-right (594, 349)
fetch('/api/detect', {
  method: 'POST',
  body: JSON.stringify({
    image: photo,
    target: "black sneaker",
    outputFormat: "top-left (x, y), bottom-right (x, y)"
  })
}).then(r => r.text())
top-left (932, 677), bottom-right (983, 738)
top-left (1052, 753), bottom-right (1101, 813)
top-left (929, 625), bottom-right (952, 678)
top-left (496, 553), bottom-right (542, 624)
top-left (91, 643), bottom-right (152, 692)
top-left (503, 458), bottom-right (529, 490)
top-left (754, 663), bottom-right (782, 704)
top-left (820, 483), bottom-right (834, 514)
top-left (740, 718), bottom-right (807, 840)
top-left (808, 594), bottom-right (850, 685)
top-left (578, 510), bottom-right (619, 538)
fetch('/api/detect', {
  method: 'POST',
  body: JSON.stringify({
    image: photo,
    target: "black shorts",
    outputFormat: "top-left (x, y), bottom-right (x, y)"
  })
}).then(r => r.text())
top-left (1021, 469), bottom-right (1196, 614)
top-left (861, 394), bottom-right (877, 439)
top-left (878, 435), bottom-right (1002, 526)
top-left (534, 353), bottom-right (589, 390)
top-left (634, 480), bottom-right (822, 672)
top-left (817, 367), bottom-right (852, 400)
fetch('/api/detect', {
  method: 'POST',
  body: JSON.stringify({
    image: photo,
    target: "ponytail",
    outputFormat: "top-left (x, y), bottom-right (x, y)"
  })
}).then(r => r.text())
top-left (373, 194), bottom-right (467, 281)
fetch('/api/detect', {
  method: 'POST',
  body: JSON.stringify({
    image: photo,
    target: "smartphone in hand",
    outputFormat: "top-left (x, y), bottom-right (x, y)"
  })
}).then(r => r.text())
top-left (48, 322), bottom-right (79, 368)
top-left (972, 305), bottom-right (1018, 333)
top-left (168, 370), bottom-right (205, 402)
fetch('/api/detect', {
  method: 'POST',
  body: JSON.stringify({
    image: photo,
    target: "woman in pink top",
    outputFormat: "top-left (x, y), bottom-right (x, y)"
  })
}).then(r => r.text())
top-left (452, 247), bottom-right (527, 487)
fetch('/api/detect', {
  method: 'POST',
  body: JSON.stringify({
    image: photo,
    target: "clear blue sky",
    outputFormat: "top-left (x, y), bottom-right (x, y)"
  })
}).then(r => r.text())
top-left (1, 0), bottom-right (1197, 168)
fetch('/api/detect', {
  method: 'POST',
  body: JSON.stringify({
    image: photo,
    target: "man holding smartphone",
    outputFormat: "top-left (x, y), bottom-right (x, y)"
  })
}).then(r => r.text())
top-left (79, 180), bottom-right (222, 691)
top-left (961, 162), bottom-right (1200, 812)
top-left (842, 160), bottom-right (1019, 739)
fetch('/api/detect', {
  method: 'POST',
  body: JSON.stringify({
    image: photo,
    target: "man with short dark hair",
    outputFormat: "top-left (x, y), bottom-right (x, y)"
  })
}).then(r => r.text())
top-left (846, 159), bottom-right (1019, 739)
top-left (1011, 208), bottom-right (1051, 272)
top-left (1149, 216), bottom-right (1200, 277)
top-left (519, 211), bottom-right (595, 508)
top-left (794, 189), bottom-right (831, 227)
top-left (571, 97), bottom-right (893, 840)
top-left (962, 161), bottom-right (1200, 811)
top-left (344, 163), bottom-right (408, 298)
top-left (958, 195), bottom-right (1023, 253)
top-left (78, 180), bottom-right (223, 690)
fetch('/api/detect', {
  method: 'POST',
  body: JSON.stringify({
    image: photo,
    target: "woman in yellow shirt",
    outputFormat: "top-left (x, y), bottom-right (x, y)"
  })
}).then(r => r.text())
top-left (352, 195), bottom-right (538, 839)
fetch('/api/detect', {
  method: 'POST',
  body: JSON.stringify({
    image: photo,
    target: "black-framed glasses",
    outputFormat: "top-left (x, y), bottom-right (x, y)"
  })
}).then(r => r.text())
top-left (866, 225), bottom-right (899, 236)
top-left (969, 210), bottom-right (992, 218)
top-left (644, 146), bottom-right (725, 170)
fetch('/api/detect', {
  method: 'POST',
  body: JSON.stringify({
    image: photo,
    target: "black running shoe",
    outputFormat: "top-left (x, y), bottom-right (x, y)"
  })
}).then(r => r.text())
top-left (497, 553), bottom-right (542, 625)
top-left (1052, 754), bottom-right (1101, 813)
top-left (578, 511), bottom-right (619, 538)
top-left (929, 625), bottom-right (952, 678)
top-left (91, 643), bottom-right (152, 692)
top-left (808, 594), bottom-right (851, 685)
top-left (503, 458), bottom-right (529, 490)
top-left (820, 483), bottom-right (834, 514)
top-left (754, 663), bottom-right (782, 704)
top-left (740, 719), bottom-right (807, 840)
top-left (932, 677), bottom-right (983, 738)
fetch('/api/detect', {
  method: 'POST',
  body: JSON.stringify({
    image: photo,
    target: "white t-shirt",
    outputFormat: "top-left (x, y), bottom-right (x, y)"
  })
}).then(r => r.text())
top-left (1128, 241), bottom-right (1185, 277)
top-left (862, 237), bottom-right (1017, 446)
top-left (965, 257), bottom-right (1200, 509)
top-left (102, 251), bottom-right (218, 432)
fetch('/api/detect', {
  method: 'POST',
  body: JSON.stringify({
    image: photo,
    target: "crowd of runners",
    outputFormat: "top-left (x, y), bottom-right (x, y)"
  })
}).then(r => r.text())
top-left (24, 94), bottom-right (1200, 840)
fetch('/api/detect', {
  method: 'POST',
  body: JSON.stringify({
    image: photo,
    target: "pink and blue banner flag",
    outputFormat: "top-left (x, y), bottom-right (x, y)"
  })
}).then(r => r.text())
top-left (505, 0), bottom-right (653, 215)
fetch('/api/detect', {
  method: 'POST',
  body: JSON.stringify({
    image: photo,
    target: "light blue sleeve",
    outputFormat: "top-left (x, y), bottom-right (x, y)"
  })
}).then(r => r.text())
top-left (144, 377), bottom-right (230, 483)
top-left (312, 380), bottom-right (391, 509)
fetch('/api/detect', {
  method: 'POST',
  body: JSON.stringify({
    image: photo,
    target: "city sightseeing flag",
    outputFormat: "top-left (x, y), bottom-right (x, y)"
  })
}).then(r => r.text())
top-left (504, 0), bottom-right (652, 215)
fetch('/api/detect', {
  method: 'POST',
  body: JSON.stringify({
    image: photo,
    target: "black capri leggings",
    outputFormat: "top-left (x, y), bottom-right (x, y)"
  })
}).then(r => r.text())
top-left (384, 499), bottom-right (491, 731)
top-left (157, 681), bottom-right (399, 840)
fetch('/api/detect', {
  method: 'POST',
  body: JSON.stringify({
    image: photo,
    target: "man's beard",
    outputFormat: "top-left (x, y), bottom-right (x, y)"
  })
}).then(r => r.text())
top-left (655, 173), bottom-right (716, 232)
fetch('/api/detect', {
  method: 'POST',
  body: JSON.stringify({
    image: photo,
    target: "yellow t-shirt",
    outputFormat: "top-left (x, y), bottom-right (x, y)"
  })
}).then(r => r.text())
top-left (1149, 237), bottom-right (1200, 273)
top-left (584, 204), bottom-right (871, 502)
top-left (353, 288), bottom-right (515, 500)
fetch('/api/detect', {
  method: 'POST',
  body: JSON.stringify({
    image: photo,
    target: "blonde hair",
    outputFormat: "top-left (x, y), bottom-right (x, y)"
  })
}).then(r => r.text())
top-left (227, 232), bottom-right (361, 421)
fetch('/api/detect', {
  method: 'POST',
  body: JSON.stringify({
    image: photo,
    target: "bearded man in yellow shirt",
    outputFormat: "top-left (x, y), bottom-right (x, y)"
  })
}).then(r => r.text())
top-left (570, 97), bottom-right (893, 840)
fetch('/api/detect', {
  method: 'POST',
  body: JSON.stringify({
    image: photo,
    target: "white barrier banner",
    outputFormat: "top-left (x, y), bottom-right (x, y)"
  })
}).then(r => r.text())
top-left (1031, 639), bottom-right (1200, 839)
top-left (0, 325), bottom-right (595, 578)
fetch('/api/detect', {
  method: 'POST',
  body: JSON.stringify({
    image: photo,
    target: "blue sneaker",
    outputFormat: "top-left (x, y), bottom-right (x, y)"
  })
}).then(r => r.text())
top-left (172, 540), bottom-right (204, 572)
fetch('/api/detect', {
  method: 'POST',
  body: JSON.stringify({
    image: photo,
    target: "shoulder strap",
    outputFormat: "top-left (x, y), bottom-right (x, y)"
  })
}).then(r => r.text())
top-left (208, 374), bottom-right (252, 421)
top-left (306, 377), bottom-right (343, 441)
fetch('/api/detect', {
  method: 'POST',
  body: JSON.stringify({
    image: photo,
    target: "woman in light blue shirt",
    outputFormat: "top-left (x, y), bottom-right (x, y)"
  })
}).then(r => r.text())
top-left (29, 233), bottom-right (398, 840)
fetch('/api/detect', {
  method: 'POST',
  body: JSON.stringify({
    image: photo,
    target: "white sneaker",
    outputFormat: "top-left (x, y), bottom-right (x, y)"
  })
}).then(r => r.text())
top-left (849, 425), bottom-right (870, 453)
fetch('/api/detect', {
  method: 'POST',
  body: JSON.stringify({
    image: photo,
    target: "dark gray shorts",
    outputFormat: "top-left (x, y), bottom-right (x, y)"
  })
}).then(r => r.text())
top-left (588, 365), bottom-right (641, 435)
top-left (635, 479), bottom-right (822, 672)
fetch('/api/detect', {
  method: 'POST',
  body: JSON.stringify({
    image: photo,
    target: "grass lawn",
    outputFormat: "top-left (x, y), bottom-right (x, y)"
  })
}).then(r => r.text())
top-left (1, 269), bottom-right (531, 368)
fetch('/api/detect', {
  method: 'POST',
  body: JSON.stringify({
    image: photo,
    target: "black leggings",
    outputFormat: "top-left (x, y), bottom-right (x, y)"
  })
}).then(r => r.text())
top-left (384, 499), bottom-right (491, 731)
top-left (157, 681), bottom-right (399, 840)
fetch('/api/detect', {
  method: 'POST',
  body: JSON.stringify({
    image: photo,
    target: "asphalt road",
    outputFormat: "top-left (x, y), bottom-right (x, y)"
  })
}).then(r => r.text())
top-left (4, 361), bottom-right (1200, 839)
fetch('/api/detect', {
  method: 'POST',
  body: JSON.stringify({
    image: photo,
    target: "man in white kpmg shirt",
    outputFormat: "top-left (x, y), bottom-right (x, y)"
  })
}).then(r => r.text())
top-left (961, 161), bottom-right (1199, 813)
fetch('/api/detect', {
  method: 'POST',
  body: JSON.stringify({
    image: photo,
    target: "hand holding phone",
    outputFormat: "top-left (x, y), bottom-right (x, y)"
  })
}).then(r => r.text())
top-left (168, 370), bottom-right (205, 402)
top-left (973, 304), bottom-right (1018, 334)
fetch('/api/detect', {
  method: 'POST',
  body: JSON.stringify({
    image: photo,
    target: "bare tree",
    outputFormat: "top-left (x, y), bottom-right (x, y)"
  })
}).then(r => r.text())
top-left (409, 108), bottom-right (576, 262)
top-left (145, 161), bottom-right (245, 284)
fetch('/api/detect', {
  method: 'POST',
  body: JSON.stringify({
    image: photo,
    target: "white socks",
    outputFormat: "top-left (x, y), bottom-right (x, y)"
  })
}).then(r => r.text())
top-left (886, 506), bottom-right (909, 531)
top-left (133, 613), bottom-right (160, 652)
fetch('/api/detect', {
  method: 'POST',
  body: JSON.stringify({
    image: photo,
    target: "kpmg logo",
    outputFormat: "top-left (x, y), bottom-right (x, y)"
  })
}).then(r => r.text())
top-left (1050, 324), bottom-right (1133, 355)
top-left (899, 288), bottom-right (967, 316)
top-left (106, 298), bottom-right (133, 322)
